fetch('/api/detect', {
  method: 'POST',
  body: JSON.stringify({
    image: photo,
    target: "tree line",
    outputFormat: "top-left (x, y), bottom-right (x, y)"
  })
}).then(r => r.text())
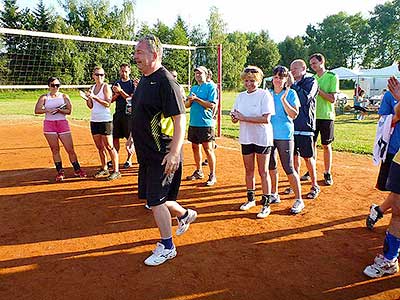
top-left (1, 0), bottom-right (399, 89)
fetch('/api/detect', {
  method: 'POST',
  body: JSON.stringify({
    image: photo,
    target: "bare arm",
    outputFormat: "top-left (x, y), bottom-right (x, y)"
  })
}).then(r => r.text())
top-left (58, 94), bottom-right (72, 115)
top-left (34, 94), bottom-right (47, 114)
top-left (187, 93), bottom-right (215, 110)
top-left (112, 83), bottom-right (131, 103)
top-left (395, 101), bottom-right (400, 118)
top-left (185, 98), bottom-right (193, 108)
top-left (318, 89), bottom-right (336, 103)
top-left (231, 109), bottom-right (271, 124)
top-left (388, 76), bottom-right (400, 124)
top-left (281, 89), bottom-right (299, 119)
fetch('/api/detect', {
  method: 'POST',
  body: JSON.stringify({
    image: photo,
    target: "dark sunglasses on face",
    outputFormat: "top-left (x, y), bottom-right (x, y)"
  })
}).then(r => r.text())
top-left (244, 68), bottom-right (258, 73)
top-left (94, 73), bottom-right (105, 77)
top-left (50, 84), bottom-right (60, 88)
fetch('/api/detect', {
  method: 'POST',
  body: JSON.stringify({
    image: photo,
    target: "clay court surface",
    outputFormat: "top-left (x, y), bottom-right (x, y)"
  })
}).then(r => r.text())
top-left (0, 116), bottom-right (399, 300)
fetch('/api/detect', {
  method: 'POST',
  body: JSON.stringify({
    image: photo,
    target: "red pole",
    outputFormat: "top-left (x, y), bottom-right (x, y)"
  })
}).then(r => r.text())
top-left (217, 44), bottom-right (222, 137)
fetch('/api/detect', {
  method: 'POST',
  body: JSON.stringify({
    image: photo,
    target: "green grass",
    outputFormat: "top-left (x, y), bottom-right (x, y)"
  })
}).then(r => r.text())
top-left (0, 89), bottom-right (96, 120)
top-left (0, 89), bottom-right (378, 155)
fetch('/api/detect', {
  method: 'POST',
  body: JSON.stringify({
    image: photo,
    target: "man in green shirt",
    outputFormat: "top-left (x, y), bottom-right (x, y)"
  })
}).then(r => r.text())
top-left (309, 53), bottom-right (339, 186)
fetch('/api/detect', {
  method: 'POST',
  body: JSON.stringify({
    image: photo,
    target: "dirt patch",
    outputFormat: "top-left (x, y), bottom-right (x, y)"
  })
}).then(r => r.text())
top-left (0, 117), bottom-right (398, 300)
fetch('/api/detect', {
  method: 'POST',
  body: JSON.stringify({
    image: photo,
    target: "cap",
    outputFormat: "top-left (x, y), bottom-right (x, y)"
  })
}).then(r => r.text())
top-left (194, 66), bottom-right (208, 74)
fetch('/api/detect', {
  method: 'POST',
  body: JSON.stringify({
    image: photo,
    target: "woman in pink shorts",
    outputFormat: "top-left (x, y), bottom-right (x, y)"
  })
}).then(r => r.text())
top-left (34, 77), bottom-right (87, 182)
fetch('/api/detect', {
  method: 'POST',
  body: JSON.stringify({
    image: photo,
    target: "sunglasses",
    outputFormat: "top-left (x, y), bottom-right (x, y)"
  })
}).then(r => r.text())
top-left (50, 84), bottom-right (60, 88)
top-left (94, 73), bottom-right (105, 77)
top-left (244, 68), bottom-right (258, 73)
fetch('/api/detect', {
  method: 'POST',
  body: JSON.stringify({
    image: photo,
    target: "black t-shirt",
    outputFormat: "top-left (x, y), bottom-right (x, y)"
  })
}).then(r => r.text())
top-left (131, 66), bottom-right (185, 164)
top-left (112, 79), bottom-right (135, 115)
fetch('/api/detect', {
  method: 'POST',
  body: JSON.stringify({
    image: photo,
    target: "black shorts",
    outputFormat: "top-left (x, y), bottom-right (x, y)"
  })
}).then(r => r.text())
top-left (90, 121), bottom-right (112, 135)
top-left (294, 135), bottom-right (314, 158)
top-left (386, 154), bottom-right (400, 194)
top-left (314, 119), bottom-right (334, 145)
top-left (241, 144), bottom-right (271, 155)
top-left (112, 114), bottom-right (131, 139)
top-left (188, 126), bottom-right (215, 144)
top-left (138, 161), bottom-right (182, 207)
top-left (269, 140), bottom-right (295, 175)
top-left (377, 152), bottom-right (395, 191)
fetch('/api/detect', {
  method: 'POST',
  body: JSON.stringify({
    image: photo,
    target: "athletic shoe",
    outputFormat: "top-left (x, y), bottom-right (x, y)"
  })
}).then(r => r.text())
top-left (144, 242), bottom-right (177, 266)
top-left (202, 159), bottom-right (208, 166)
top-left (269, 194), bottom-right (281, 204)
top-left (186, 170), bottom-right (204, 180)
top-left (300, 171), bottom-right (310, 181)
top-left (363, 255), bottom-right (399, 278)
top-left (366, 204), bottom-right (383, 230)
top-left (324, 172), bottom-right (333, 186)
top-left (74, 169), bottom-right (87, 178)
top-left (55, 170), bottom-right (65, 182)
top-left (257, 204), bottom-right (271, 218)
top-left (144, 204), bottom-right (152, 210)
top-left (205, 173), bottom-right (217, 186)
top-left (94, 169), bottom-right (110, 178)
top-left (107, 172), bottom-right (121, 181)
top-left (107, 160), bottom-right (113, 170)
top-left (306, 185), bottom-right (320, 199)
top-left (291, 199), bottom-right (305, 214)
top-left (240, 200), bottom-right (256, 211)
top-left (123, 161), bottom-right (132, 169)
top-left (176, 209), bottom-right (197, 236)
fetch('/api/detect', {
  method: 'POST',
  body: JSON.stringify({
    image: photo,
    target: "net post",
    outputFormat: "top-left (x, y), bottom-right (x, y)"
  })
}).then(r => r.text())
top-left (217, 44), bottom-right (222, 137)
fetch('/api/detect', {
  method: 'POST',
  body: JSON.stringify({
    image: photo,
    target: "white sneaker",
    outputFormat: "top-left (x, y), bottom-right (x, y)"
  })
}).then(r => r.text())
top-left (240, 200), bottom-right (256, 211)
top-left (176, 209), bottom-right (197, 236)
top-left (363, 255), bottom-right (399, 278)
top-left (269, 194), bottom-right (281, 204)
top-left (257, 205), bottom-right (271, 218)
top-left (291, 199), bottom-right (305, 214)
top-left (144, 242), bottom-right (177, 266)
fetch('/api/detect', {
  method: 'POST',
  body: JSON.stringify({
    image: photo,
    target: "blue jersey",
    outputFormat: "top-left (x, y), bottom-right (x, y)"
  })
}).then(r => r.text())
top-left (189, 82), bottom-right (217, 127)
top-left (270, 88), bottom-right (300, 140)
top-left (379, 91), bottom-right (400, 154)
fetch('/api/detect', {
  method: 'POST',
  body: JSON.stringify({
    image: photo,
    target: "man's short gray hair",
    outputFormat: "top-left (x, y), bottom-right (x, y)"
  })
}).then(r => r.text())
top-left (138, 34), bottom-right (163, 57)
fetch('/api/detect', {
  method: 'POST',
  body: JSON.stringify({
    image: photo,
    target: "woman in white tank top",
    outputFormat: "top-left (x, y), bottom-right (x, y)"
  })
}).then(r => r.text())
top-left (84, 66), bottom-right (120, 180)
top-left (34, 77), bottom-right (87, 182)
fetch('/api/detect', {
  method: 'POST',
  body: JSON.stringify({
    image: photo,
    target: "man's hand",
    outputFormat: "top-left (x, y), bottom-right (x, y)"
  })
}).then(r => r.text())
top-left (126, 137), bottom-right (134, 154)
top-left (388, 76), bottom-right (400, 101)
top-left (112, 83), bottom-right (122, 94)
top-left (231, 109), bottom-right (244, 121)
top-left (162, 152), bottom-right (180, 175)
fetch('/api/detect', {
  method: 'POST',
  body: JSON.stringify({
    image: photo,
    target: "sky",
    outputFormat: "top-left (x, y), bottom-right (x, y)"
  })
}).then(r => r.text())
top-left (14, 0), bottom-right (388, 42)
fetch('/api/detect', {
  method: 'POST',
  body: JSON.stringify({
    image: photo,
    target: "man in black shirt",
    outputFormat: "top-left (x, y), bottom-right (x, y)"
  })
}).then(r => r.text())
top-left (112, 64), bottom-right (135, 168)
top-left (128, 35), bottom-right (197, 266)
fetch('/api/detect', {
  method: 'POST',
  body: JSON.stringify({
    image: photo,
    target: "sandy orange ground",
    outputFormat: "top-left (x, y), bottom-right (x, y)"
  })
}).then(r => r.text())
top-left (0, 116), bottom-right (399, 300)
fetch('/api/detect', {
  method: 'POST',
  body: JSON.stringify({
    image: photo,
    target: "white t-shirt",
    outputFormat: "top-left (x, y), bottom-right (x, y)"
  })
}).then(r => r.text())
top-left (232, 88), bottom-right (275, 147)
